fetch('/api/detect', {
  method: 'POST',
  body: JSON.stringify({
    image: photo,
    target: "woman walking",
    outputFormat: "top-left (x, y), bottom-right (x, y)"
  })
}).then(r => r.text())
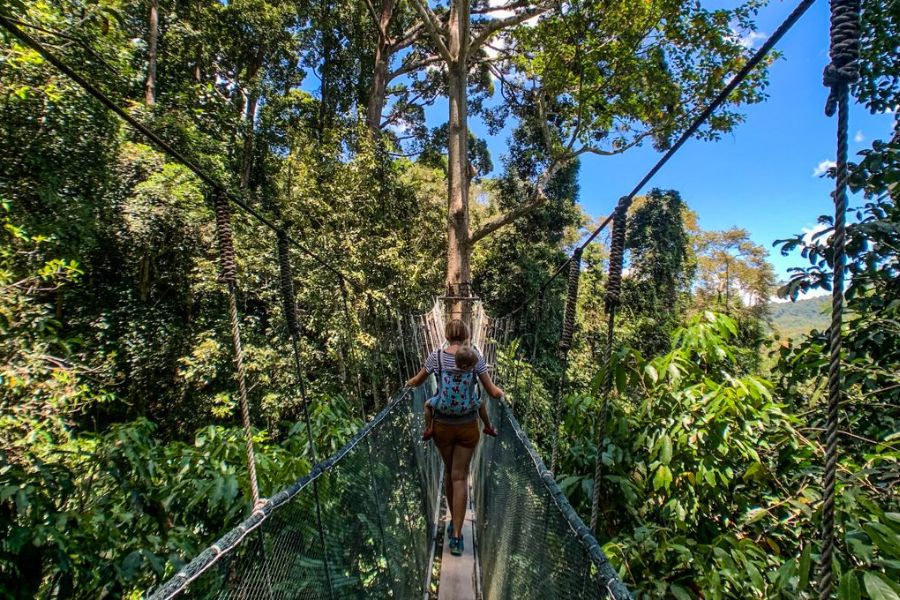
top-left (406, 319), bottom-right (503, 555)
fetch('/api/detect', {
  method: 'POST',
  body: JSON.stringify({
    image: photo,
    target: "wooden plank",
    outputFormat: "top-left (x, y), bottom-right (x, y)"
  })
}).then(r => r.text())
top-left (437, 500), bottom-right (479, 600)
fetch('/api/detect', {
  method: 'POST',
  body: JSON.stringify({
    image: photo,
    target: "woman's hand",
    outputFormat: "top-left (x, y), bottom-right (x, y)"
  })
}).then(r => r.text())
top-left (406, 368), bottom-right (429, 389)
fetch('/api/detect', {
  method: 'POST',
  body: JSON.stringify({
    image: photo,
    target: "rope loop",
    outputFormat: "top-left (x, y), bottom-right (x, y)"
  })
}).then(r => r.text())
top-left (823, 0), bottom-right (861, 116)
top-left (604, 197), bottom-right (631, 312)
top-left (276, 229), bottom-right (301, 339)
top-left (558, 247), bottom-right (583, 355)
top-left (213, 191), bottom-right (238, 284)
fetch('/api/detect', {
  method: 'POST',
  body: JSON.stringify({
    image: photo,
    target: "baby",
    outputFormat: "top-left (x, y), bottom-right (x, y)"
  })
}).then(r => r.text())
top-left (423, 345), bottom-right (497, 440)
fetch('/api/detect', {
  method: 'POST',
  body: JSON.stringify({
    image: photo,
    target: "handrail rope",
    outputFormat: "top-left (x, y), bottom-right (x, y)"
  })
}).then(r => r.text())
top-left (213, 191), bottom-right (261, 507)
top-left (550, 246), bottom-right (583, 473)
top-left (147, 386), bottom-right (414, 600)
top-left (0, 15), bottom-right (367, 293)
top-left (818, 0), bottom-right (860, 597)
top-left (496, 0), bottom-right (817, 322)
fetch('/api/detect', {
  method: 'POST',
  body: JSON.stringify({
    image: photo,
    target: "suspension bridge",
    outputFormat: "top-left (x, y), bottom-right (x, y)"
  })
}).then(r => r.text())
top-left (0, 0), bottom-right (862, 595)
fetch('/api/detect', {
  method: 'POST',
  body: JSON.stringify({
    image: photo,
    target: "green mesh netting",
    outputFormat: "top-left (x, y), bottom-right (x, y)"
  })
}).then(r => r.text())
top-left (473, 397), bottom-right (631, 600)
top-left (149, 383), bottom-right (631, 599)
top-left (148, 385), bottom-right (443, 600)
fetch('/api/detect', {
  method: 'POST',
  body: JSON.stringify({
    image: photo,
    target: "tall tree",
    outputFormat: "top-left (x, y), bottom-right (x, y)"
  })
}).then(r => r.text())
top-left (145, 0), bottom-right (159, 105)
top-left (620, 189), bottom-right (694, 356)
top-left (408, 0), bottom-right (771, 300)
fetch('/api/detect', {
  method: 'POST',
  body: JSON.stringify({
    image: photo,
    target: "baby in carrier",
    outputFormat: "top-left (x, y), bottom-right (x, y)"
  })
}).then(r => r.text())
top-left (422, 345), bottom-right (497, 441)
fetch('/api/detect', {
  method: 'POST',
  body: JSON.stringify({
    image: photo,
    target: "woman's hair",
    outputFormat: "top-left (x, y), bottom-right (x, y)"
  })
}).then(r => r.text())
top-left (454, 346), bottom-right (479, 371)
top-left (444, 319), bottom-right (470, 344)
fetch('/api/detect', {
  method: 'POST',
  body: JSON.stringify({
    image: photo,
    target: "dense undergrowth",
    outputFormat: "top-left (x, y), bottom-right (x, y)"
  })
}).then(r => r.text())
top-left (1, 0), bottom-right (898, 598)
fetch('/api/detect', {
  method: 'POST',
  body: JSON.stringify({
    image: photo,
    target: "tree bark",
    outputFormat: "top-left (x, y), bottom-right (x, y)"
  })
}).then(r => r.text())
top-left (366, 0), bottom-right (396, 134)
top-left (145, 0), bottom-right (159, 105)
top-left (445, 0), bottom-right (471, 316)
top-left (240, 91), bottom-right (259, 189)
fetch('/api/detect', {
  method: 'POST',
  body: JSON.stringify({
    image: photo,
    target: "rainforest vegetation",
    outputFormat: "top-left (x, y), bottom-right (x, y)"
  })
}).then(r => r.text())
top-left (0, 0), bottom-right (897, 598)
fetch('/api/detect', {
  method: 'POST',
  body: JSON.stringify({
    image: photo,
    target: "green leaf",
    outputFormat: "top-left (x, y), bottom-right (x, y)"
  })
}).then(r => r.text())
top-left (863, 572), bottom-right (900, 600)
top-left (838, 571), bottom-right (861, 600)
top-left (653, 465), bottom-right (673, 491)
top-left (798, 544), bottom-right (812, 591)
top-left (669, 584), bottom-right (692, 600)
top-left (659, 434), bottom-right (673, 465)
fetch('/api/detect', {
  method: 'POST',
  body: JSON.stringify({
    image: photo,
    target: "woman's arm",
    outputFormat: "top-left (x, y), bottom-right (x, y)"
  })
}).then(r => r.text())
top-left (406, 368), bottom-right (429, 388)
top-left (478, 371), bottom-right (504, 398)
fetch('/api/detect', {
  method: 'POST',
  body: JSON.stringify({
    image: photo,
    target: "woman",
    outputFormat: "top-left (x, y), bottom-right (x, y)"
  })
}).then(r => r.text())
top-left (406, 319), bottom-right (503, 556)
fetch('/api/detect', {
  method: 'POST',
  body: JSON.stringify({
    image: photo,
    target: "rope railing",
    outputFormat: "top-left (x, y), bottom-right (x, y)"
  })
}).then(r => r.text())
top-left (147, 386), bottom-right (442, 600)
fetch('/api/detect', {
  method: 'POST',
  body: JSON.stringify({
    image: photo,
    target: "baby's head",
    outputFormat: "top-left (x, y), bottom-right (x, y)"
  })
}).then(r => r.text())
top-left (455, 346), bottom-right (478, 372)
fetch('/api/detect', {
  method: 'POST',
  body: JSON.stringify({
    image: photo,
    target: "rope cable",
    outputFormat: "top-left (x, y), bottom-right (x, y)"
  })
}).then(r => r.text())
top-left (0, 15), bottom-right (365, 293)
top-left (550, 247), bottom-right (582, 473)
top-left (213, 191), bottom-right (262, 508)
top-left (818, 0), bottom-right (860, 596)
top-left (497, 0), bottom-right (816, 322)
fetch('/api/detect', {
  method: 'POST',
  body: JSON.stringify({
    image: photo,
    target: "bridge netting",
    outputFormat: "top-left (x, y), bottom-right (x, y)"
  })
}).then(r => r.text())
top-left (148, 300), bottom-right (630, 600)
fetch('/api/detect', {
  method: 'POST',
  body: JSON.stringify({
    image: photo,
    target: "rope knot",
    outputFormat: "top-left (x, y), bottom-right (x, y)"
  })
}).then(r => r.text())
top-left (822, 0), bottom-right (861, 116)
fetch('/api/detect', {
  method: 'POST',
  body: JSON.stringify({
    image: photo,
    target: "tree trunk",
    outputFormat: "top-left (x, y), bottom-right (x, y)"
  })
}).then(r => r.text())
top-left (145, 0), bottom-right (159, 105)
top-left (240, 91), bottom-right (259, 189)
top-left (445, 0), bottom-right (471, 318)
top-left (366, 0), bottom-right (396, 134)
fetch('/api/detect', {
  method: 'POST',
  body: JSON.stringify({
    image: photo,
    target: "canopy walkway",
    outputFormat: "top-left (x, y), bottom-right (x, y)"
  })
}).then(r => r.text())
top-left (0, 0), bottom-right (864, 596)
top-left (147, 302), bottom-right (630, 599)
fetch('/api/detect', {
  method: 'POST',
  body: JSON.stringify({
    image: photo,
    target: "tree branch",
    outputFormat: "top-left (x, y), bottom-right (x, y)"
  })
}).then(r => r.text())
top-left (362, 0), bottom-right (381, 29)
top-left (408, 0), bottom-right (453, 62)
top-left (392, 21), bottom-right (426, 51)
top-left (388, 53), bottom-right (442, 81)
top-left (470, 155), bottom-right (568, 244)
top-left (468, 4), bottom-right (551, 52)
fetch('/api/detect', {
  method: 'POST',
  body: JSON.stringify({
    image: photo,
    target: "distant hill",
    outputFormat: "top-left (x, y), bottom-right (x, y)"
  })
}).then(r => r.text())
top-left (767, 296), bottom-right (830, 340)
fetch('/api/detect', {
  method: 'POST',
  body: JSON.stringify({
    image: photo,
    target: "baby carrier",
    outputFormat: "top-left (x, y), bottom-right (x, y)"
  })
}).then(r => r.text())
top-left (430, 350), bottom-right (481, 416)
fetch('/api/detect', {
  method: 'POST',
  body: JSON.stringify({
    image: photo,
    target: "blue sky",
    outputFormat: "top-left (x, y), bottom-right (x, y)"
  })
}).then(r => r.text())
top-left (420, 0), bottom-right (895, 282)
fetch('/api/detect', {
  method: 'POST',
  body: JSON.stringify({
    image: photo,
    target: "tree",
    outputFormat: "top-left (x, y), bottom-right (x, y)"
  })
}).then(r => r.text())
top-left (619, 189), bottom-right (695, 356)
top-left (406, 0), bottom-right (771, 302)
top-left (694, 228), bottom-right (775, 312)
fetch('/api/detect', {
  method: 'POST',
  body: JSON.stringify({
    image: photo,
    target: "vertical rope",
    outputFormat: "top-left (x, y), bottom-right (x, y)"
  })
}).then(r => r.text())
top-left (524, 293), bottom-right (544, 432)
top-left (213, 191), bottom-right (262, 508)
top-left (591, 199), bottom-right (630, 533)
top-left (274, 229), bottom-right (337, 600)
top-left (818, 0), bottom-right (859, 596)
top-left (551, 247), bottom-right (582, 473)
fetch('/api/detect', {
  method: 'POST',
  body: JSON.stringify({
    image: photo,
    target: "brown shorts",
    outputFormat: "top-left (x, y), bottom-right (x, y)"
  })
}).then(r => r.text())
top-left (432, 420), bottom-right (480, 451)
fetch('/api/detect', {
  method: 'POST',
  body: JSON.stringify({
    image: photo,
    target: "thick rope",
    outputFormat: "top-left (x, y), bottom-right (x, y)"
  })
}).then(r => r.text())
top-left (551, 247), bottom-right (582, 473)
top-left (524, 293), bottom-right (544, 432)
top-left (818, 0), bottom-right (860, 597)
top-left (275, 233), bottom-right (335, 598)
top-left (213, 192), bottom-right (261, 508)
top-left (591, 199), bottom-right (630, 533)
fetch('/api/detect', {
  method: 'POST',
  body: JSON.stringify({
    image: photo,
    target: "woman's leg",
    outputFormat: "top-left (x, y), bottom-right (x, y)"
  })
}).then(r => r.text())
top-left (436, 442), bottom-right (454, 515)
top-left (450, 443), bottom-right (476, 538)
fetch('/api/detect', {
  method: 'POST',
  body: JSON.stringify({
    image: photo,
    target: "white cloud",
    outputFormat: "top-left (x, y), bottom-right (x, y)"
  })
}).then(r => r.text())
top-left (769, 287), bottom-right (830, 303)
top-left (812, 160), bottom-right (836, 177)
top-left (854, 130), bottom-right (865, 143)
top-left (801, 222), bottom-right (832, 245)
top-left (737, 31), bottom-right (768, 49)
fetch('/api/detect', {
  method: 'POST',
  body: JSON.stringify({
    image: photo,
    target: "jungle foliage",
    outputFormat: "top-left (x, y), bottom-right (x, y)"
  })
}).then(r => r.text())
top-left (0, 0), bottom-right (897, 598)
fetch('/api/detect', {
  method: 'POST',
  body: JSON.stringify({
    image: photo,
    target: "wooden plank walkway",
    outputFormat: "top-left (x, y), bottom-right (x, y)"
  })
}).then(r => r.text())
top-left (437, 490), bottom-right (481, 599)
